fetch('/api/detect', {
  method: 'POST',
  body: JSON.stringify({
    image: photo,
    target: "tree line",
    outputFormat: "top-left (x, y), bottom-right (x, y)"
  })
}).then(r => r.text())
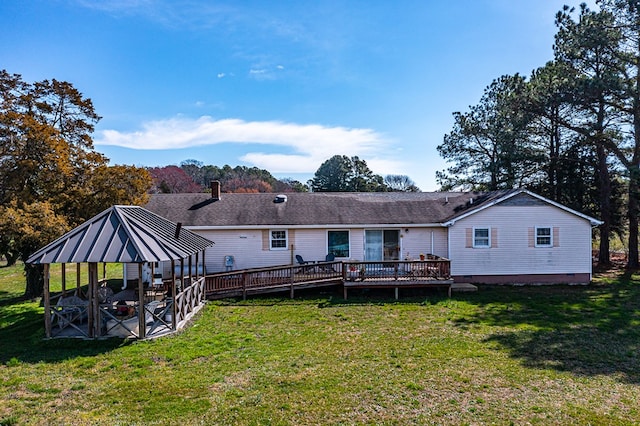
top-left (437, 1), bottom-right (640, 268)
top-left (148, 155), bottom-right (420, 194)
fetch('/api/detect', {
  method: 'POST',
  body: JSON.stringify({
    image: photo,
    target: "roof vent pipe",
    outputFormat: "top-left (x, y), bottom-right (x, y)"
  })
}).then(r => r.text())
top-left (175, 222), bottom-right (182, 239)
top-left (469, 198), bottom-right (473, 204)
top-left (211, 180), bottom-right (221, 200)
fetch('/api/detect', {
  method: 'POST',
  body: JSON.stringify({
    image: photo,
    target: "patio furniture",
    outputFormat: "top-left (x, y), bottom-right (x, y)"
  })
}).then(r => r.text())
top-left (320, 253), bottom-right (336, 272)
top-left (52, 295), bottom-right (88, 328)
top-left (295, 255), bottom-right (316, 273)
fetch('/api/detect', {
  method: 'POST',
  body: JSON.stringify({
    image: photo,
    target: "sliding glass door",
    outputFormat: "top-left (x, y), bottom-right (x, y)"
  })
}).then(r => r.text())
top-left (364, 230), bottom-right (400, 261)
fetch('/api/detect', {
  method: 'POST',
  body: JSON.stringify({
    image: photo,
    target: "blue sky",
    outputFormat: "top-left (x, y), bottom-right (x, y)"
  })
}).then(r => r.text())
top-left (1, 0), bottom-right (596, 191)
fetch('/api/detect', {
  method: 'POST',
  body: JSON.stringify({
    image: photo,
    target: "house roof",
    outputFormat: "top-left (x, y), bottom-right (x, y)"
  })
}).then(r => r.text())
top-left (144, 191), bottom-right (480, 227)
top-left (26, 205), bottom-right (214, 265)
top-left (443, 188), bottom-right (604, 226)
top-left (144, 188), bottom-right (603, 229)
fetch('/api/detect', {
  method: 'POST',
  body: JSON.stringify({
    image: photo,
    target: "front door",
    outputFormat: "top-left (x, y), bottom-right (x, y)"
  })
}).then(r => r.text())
top-left (364, 230), bottom-right (400, 261)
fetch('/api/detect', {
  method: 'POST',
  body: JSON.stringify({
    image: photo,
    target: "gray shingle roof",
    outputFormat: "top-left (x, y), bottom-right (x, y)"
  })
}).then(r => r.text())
top-left (144, 191), bottom-right (514, 227)
top-left (27, 205), bottom-right (214, 264)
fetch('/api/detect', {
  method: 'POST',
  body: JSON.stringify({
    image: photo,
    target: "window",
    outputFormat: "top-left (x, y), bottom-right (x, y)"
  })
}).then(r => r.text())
top-left (535, 227), bottom-right (552, 247)
top-left (473, 227), bottom-right (490, 248)
top-left (328, 230), bottom-right (349, 258)
top-left (270, 230), bottom-right (288, 250)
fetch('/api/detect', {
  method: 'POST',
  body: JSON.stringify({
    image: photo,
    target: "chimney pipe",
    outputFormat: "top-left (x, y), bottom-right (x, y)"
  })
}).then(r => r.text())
top-left (174, 222), bottom-right (182, 239)
top-left (211, 180), bottom-right (221, 200)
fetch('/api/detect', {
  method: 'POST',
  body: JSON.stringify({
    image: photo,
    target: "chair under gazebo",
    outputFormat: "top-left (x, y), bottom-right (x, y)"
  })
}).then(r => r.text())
top-left (27, 205), bottom-right (214, 339)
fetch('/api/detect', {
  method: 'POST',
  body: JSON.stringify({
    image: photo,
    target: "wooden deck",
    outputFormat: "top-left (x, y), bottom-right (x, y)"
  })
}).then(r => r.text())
top-left (204, 259), bottom-right (453, 300)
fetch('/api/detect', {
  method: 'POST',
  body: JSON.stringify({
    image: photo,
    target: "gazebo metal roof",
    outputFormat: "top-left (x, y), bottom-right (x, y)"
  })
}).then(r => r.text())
top-left (27, 205), bottom-right (214, 265)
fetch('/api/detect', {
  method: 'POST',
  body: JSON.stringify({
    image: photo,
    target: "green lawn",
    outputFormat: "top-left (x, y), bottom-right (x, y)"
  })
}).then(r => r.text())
top-left (1, 262), bottom-right (639, 425)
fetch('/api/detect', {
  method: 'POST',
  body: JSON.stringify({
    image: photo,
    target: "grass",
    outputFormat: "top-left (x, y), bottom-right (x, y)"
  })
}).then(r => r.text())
top-left (1, 261), bottom-right (640, 425)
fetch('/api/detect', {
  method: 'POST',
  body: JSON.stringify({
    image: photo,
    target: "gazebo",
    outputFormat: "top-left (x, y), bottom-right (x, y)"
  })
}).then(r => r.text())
top-left (27, 205), bottom-right (213, 339)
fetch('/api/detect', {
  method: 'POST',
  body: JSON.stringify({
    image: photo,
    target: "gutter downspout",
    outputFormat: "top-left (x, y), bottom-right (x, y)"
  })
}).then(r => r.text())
top-left (431, 231), bottom-right (434, 255)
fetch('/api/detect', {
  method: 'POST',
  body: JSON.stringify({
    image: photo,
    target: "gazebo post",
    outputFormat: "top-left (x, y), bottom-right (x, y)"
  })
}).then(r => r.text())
top-left (138, 263), bottom-right (145, 339)
top-left (61, 263), bottom-right (66, 297)
top-left (171, 259), bottom-right (177, 330)
top-left (87, 262), bottom-right (99, 338)
top-left (195, 252), bottom-right (199, 280)
top-left (44, 263), bottom-right (51, 338)
top-left (179, 258), bottom-right (185, 323)
top-left (200, 250), bottom-right (206, 301)
top-left (76, 263), bottom-right (81, 296)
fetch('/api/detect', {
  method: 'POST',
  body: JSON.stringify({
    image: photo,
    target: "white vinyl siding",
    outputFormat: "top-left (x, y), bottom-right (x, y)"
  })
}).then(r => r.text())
top-left (193, 226), bottom-right (449, 273)
top-left (401, 228), bottom-right (448, 260)
top-left (449, 205), bottom-right (592, 277)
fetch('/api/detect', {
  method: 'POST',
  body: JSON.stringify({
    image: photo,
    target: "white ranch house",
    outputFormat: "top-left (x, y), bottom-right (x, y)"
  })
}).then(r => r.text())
top-left (145, 185), bottom-right (602, 285)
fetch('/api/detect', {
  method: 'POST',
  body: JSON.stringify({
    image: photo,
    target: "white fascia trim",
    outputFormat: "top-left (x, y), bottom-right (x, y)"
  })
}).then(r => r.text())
top-left (442, 189), bottom-right (604, 227)
top-left (185, 223), bottom-right (446, 231)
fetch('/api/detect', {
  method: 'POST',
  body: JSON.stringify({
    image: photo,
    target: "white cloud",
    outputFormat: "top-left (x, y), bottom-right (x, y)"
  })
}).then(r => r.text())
top-left (95, 116), bottom-right (398, 174)
top-left (217, 73), bottom-right (225, 78)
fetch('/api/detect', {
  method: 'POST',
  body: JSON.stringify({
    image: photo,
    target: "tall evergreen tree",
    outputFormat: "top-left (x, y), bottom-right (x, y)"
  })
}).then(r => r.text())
top-left (590, 0), bottom-right (640, 268)
top-left (550, 4), bottom-right (625, 265)
top-left (437, 74), bottom-right (541, 190)
top-left (309, 155), bottom-right (387, 192)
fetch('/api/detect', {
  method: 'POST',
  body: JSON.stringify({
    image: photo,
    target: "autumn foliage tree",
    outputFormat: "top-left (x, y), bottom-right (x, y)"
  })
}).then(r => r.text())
top-left (148, 165), bottom-right (201, 193)
top-left (0, 70), bottom-right (151, 298)
top-left (180, 160), bottom-right (308, 193)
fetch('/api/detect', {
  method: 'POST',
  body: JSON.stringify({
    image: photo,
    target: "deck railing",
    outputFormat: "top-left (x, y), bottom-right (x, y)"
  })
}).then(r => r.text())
top-left (204, 259), bottom-right (450, 298)
top-left (343, 259), bottom-right (451, 282)
top-left (205, 261), bottom-right (343, 298)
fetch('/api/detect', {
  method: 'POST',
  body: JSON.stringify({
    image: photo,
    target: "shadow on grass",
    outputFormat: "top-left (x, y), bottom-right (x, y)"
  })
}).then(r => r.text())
top-left (211, 285), bottom-right (452, 307)
top-left (455, 273), bottom-right (640, 383)
top-left (0, 300), bottom-right (130, 365)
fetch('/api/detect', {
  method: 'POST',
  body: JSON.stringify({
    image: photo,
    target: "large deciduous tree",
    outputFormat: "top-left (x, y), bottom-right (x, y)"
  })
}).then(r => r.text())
top-left (0, 70), bottom-right (151, 298)
top-left (384, 175), bottom-right (420, 192)
top-left (148, 165), bottom-right (201, 194)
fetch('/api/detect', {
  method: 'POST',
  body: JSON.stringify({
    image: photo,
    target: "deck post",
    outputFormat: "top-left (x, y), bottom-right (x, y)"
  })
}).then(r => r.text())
top-left (395, 287), bottom-right (398, 300)
top-left (290, 266), bottom-right (295, 299)
top-left (43, 263), bottom-right (51, 338)
top-left (242, 272), bottom-right (247, 300)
